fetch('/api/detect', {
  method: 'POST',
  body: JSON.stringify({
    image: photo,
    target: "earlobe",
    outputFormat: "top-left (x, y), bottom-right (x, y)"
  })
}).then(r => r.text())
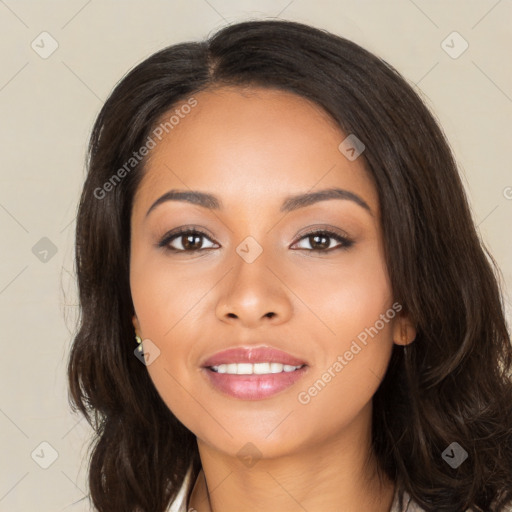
top-left (393, 314), bottom-right (417, 346)
top-left (132, 315), bottom-right (141, 336)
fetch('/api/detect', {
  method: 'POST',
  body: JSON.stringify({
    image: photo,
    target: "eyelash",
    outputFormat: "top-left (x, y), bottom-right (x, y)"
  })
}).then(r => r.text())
top-left (157, 226), bottom-right (354, 254)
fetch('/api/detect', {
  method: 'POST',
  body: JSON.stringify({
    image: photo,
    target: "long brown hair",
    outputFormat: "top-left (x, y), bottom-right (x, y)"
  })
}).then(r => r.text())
top-left (67, 19), bottom-right (512, 512)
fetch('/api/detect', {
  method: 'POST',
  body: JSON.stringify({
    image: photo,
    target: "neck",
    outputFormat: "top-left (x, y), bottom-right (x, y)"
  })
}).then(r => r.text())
top-left (187, 404), bottom-right (396, 512)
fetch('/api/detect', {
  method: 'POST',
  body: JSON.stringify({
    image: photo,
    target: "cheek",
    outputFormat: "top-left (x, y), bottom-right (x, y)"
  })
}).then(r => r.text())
top-left (130, 260), bottom-right (214, 424)
top-left (291, 244), bottom-right (393, 345)
top-left (130, 257), bottom-right (211, 339)
top-left (293, 249), bottom-right (394, 405)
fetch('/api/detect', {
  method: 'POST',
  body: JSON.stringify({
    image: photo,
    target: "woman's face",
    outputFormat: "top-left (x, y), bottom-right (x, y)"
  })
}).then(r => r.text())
top-left (130, 86), bottom-right (413, 461)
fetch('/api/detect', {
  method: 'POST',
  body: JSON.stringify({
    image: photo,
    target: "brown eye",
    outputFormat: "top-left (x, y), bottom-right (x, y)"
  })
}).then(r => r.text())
top-left (158, 229), bottom-right (217, 252)
top-left (292, 229), bottom-right (354, 252)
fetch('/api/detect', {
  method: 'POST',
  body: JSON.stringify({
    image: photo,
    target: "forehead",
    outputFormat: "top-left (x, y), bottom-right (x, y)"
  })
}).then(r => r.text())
top-left (133, 86), bottom-right (378, 217)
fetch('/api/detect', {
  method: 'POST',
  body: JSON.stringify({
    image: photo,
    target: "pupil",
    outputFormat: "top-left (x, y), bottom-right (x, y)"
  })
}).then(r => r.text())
top-left (311, 234), bottom-right (329, 249)
top-left (183, 234), bottom-right (202, 250)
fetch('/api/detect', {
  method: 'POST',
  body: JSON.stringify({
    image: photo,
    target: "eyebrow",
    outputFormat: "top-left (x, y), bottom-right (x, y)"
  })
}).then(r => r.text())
top-left (145, 187), bottom-right (372, 218)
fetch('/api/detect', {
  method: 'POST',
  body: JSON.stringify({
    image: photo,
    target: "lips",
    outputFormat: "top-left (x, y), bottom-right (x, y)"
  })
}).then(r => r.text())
top-left (202, 365), bottom-right (308, 400)
top-left (201, 346), bottom-right (308, 368)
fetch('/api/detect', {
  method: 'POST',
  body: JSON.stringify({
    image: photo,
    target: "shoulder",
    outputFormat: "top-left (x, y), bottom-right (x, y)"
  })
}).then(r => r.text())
top-left (59, 492), bottom-right (188, 512)
top-left (58, 475), bottom-right (191, 512)
top-left (390, 488), bottom-right (425, 512)
top-left (167, 466), bottom-right (194, 512)
top-left (59, 493), bottom-right (188, 512)
top-left (390, 488), bottom-right (512, 512)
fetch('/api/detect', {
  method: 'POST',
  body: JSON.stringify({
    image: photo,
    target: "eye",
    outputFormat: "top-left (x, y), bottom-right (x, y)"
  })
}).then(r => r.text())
top-left (158, 227), bottom-right (218, 252)
top-left (157, 226), bottom-right (353, 254)
top-left (291, 229), bottom-right (354, 252)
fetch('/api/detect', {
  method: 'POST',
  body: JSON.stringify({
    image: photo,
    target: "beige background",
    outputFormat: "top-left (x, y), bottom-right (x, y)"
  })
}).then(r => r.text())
top-left (0, 1), bottom-right (511, 510)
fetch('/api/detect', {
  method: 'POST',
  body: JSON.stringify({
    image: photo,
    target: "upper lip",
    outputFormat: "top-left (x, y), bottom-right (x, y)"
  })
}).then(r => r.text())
top-left (201, 346), bottom-right (308, 368)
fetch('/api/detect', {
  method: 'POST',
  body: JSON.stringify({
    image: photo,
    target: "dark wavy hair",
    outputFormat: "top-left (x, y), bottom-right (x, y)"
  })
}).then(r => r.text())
top-left (67, 18), bottom-right (512, 512)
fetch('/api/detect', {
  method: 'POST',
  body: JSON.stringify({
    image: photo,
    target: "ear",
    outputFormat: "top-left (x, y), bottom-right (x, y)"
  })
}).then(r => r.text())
top-left (132, 314), bottom-right (141, 337)
top-left (392, 313), bottom-right (417, 346)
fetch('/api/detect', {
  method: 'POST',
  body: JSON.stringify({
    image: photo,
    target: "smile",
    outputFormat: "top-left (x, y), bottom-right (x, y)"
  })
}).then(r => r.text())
top-left (210, 362), bottom-right (305, 375)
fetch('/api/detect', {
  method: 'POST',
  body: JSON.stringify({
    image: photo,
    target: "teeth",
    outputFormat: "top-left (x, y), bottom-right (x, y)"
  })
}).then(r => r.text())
top-left (211, 362), bottom-right (303, 375)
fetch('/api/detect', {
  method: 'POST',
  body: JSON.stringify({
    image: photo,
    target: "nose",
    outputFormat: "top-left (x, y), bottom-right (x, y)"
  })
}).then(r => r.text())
top-left (215, 248), bottom-right (293, 328)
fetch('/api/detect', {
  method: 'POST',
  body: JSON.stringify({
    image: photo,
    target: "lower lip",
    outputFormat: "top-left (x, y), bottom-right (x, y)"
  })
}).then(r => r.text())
top-left (201, 366), bottom-right (308, 400)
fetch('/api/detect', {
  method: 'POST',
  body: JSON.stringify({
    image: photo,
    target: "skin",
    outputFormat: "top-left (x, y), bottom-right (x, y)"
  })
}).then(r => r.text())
top-left (130, 86), bottom-right (416, 512)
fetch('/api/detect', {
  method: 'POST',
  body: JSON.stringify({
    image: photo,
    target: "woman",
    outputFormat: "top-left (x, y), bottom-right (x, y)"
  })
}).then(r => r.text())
top-left (67, 19), bottom-right (512, 512)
